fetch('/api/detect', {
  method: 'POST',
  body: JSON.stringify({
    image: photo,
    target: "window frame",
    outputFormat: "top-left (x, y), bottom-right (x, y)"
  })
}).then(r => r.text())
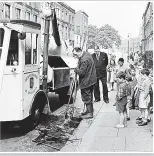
top-left (15, 7), bottom-right (21, 19)
top-left (4, 3), bottom-right (11, 19)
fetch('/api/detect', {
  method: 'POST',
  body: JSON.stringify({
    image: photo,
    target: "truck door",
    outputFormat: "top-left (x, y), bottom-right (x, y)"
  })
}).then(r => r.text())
top-left (0, 30), bottom-right (22, 121)
top-left (23, 32), bottom-right (40, 118)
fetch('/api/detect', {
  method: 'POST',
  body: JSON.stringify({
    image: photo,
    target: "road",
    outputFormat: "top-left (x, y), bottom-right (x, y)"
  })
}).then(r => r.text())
top-left (0, 93), bottom-right (64, 152)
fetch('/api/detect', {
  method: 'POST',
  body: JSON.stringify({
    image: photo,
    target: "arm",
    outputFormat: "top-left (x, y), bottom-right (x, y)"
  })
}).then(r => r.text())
top-left (144, 81), bottom-right (151, 99)
top-left (105, 53), bottom-right (108, 67)
top-left (116, 87), bottom-right (124, 101)
top-left (74, 60), bottom-right (88, 77)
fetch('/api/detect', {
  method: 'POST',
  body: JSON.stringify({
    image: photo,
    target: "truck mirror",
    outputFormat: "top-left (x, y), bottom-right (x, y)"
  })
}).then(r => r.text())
top-left (18, 32), bottom-right (26, 40)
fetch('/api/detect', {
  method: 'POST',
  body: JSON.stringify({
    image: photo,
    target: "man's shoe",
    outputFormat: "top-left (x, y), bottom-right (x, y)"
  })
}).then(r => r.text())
top-left (81, 113), bottom-right (93, 119)
top-left (127, 117), bottom-right (130, 121)
top-left (104, 99), bottom-right (109, 103)
top-left (94, 99), bottom-right (101, 102)
top-left (81, 111), bottom-right (88, 116)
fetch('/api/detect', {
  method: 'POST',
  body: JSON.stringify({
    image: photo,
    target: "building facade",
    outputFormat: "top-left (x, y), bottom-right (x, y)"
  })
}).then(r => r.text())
top-left (119, 37), bottom-right (140, 54)
top-left (74, 10), bottom-right (89, 49)
top-left (141, 2), bottom-right (153, 68)
top-left (0, 2), bottom-right (41, 23)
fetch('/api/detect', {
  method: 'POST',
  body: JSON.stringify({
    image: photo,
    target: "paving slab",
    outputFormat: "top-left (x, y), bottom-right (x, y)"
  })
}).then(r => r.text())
top-left (125, 136), bottom-right (153, 152)
top-left (76, 136), bottom-right (125, 152)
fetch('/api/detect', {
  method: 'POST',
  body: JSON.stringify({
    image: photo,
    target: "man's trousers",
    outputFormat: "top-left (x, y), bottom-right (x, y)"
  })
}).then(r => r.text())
top-left (81, 85), bottom-right (94, 113)
top-left (94, 76), bottom-right (109, 101)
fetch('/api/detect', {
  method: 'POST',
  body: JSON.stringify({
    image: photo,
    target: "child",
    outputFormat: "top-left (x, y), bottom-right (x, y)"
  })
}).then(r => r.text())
top-left (125, 76), bottom-right (132, 121)
top-left (107, 59), bottom-right (116, 91)
top-left (136, 68), bottom-right (151, 126)
top-left (115, 72), bottom-right (128, 128)
top-left (115, 58), bottom-right (128, 90)
top-left (130, 68), bottom-right (138, 109)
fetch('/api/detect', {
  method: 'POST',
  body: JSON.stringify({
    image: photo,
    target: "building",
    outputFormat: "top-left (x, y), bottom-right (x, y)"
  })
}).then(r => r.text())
top-left (119, 37), bottom-right (140, 55)
top-left (40, 2), bottom-right (75, 49)
top-left (0, 2), bottom-right (41, 23)
top-left (141, 2), bottom-right (153, 68)
top-left (74, 10), bottom-right (89, 50)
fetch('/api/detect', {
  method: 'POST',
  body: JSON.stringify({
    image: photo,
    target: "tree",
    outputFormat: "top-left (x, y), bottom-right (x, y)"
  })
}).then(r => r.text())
top-left (87, 24), bottom-right (121, 49)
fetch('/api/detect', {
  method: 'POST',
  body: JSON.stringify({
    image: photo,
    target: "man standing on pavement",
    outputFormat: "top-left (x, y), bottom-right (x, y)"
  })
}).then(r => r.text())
top-left (92, 46), bottom-right (109, 103)
top-left (73, 47), bottom-right (97, 119)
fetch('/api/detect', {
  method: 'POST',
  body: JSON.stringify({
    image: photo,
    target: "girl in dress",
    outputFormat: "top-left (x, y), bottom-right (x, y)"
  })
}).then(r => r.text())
top-left (136, 68), bottom-right (151, 126)
top-left (107, 59), bottom-right (116, 91)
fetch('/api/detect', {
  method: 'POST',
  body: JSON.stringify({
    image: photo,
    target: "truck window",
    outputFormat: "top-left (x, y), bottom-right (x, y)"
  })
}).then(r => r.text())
top-left (6, 30), bottom-right (19, 66)
top-left (25, 33), bottom-right (32, 65)
top-left (32, 34), bottom-right (38, 64)
top-left (0, 28), bottom-right (4, 59)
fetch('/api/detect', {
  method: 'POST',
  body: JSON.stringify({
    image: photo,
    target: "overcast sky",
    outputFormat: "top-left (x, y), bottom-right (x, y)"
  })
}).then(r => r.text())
top-left (65, 1), bottom-right (148, 39)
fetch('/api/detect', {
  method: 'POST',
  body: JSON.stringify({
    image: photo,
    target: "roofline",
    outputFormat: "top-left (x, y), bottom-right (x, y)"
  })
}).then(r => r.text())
top-left (58, 2), bottom-right (75, 14)
top-left (76, 10), bottom-right (89, 17)
top-left (143, 2), bottom-right (151, 18)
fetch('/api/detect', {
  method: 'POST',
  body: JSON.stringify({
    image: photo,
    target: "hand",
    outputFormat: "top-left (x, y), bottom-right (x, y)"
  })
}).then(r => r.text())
top-left (74, 68), bottom-right (78, 73)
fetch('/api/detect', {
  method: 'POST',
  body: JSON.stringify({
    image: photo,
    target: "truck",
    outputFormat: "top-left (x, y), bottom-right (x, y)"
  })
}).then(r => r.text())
top-left (0, 9), bottom-right (78, 127)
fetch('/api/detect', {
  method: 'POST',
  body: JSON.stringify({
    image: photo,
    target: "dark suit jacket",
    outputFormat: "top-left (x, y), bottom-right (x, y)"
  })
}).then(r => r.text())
top-left (74, 52), bottom-right (97, 89)
top-left (92, 52), bottom-right (108, 78)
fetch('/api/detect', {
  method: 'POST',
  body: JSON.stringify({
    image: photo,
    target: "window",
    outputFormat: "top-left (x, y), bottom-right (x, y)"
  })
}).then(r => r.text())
top-left (62, 10), bottom-right (64, 20)
top-left (25, 33), bottom-right (32, 65)
top-left (16, 8), bottom-right (21, 19)
top-left (0, 28), bottom-right (4, 59)
top-left (5, 4), bottom-right (10, 18)
top-left (72, 17), bottom-right (74, 23)
top-left (34, 15), bottom-right (37, 22)
top-left (69, 15), bottom-right (71, 23)
top-left (6, 30), bottom-right (18, 66)
top-left (0, 28), bottom-right (4, 47)
top-left (32, 34), bottom-right (38, 64)
top-left (26, 12), bottom-right (30, 20)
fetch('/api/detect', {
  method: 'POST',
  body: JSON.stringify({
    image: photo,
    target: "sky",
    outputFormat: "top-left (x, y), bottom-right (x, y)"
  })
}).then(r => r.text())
top-left (65, 1), bottom-right (148, 39)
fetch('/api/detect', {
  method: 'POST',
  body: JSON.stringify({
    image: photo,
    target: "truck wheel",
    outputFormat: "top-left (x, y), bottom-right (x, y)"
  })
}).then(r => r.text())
top-left (30, 93), bottom-right (48, 128)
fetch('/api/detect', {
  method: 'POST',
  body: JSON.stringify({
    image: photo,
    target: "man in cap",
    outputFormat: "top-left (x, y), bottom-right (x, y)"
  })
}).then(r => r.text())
top-left (92, 46), bottom-right (109, 103)
top-left (73, 47), bottom-right (97, 119)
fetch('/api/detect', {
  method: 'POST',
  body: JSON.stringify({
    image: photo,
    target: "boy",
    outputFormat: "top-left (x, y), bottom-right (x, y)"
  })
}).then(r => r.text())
top-left (115, 72), bottom-right (128, 128)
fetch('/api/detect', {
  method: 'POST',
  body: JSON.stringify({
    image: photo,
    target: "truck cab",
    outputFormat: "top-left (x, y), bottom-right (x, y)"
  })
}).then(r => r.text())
top-left (0, 19), bottom-right (48, 124)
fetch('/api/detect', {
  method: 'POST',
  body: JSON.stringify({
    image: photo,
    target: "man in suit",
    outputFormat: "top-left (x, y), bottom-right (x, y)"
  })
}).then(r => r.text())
top-left (92, 46), bottom-right (109, 103)
top-left (73, 47), bottom-right (97, 119)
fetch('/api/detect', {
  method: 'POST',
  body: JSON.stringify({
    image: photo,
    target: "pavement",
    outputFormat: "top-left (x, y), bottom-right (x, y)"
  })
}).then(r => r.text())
top-left (60, 88), bottom-right (153, 152)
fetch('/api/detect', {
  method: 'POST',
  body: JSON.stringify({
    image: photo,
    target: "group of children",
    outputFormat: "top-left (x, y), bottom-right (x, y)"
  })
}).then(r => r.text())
top-left (107, 57), bottom-right (153, 128)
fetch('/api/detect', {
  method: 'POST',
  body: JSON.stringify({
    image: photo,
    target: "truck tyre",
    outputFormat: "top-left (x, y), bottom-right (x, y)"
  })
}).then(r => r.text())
top-left (30, 91), bottom-right (48, 128)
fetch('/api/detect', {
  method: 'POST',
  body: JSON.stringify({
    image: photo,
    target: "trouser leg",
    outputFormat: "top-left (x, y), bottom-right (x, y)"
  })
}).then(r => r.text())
top-left (100, 75), bottom-right (109, 101)
top-left (81, 85), bottom-right (94, 114)
top-left (94, 78), bottom-right (101, 100)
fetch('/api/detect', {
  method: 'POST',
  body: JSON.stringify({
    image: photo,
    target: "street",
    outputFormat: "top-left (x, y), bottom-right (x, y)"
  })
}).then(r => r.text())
top-left (0, 87), bottom-right (153, 152)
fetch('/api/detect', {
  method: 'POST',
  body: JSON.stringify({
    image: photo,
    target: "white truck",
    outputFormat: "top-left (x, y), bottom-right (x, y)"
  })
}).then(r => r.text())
top-left (0, 10), bottom-right (78, 127)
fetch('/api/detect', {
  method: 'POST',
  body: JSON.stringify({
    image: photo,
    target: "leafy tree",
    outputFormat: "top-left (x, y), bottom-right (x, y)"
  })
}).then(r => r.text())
top-left (87, 24), bottom-right (121, 49)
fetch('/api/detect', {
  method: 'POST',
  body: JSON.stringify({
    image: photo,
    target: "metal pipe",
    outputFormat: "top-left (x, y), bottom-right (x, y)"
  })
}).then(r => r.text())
top-left (42, 17), bottom-right (50, 94)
